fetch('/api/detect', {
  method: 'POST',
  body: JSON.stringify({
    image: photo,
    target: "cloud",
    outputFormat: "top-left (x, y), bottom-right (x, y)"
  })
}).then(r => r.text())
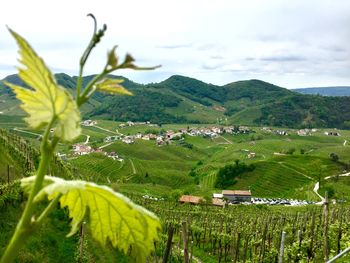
top-left (202, 64), bottom-right (222, 70)
top-left (156, 43), bottom-right (192, 49)
top-left (210, 55), bottom-right (224, 60)
top-left (320, 45), bottom-right (347, 53)
top-left (260, 55), bottom-right (307, 62)
top-left (0, 0), bottom-right (349, 88)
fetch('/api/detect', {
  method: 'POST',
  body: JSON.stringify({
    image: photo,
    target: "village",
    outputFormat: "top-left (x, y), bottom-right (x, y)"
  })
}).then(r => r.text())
top-left (105, 121), bottom-right (251, 146)
top-left (68, 120), bottom-right (343, 160)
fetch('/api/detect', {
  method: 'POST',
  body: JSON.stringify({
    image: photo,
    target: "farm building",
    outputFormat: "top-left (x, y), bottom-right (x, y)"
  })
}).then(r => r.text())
top-left (222, 190), bottom-right (252, 203)
top-left (72, 144), bottom-right (93, 155)
top-left (212, 198), bottom-right (225, 207)
top-left (179, 195), bottom-right (203, 205)
top-left (81, 119), bottom-right (97, 126)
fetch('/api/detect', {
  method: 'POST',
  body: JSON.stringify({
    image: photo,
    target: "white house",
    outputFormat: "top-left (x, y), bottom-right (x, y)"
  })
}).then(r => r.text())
top-left (81, 120), bottom-right (97, 126)
top-left (73, 144), bottom-right (93, 155)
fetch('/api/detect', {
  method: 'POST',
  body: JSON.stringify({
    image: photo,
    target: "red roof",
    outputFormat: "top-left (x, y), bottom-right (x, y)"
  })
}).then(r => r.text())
top-left (222, 190), bottom-right (251, 196)
top-left (179, 195), bottom-right (202, 204)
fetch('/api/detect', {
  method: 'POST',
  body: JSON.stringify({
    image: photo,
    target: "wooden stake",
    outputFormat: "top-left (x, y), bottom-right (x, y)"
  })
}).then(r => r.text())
top-left (324, 191), bottom-right (330, 262)
top-left (279, 231), bottom-right (286, 263)
top-left (182, 221), bottom-right (189, 263)
top-left (79, 222), bottom-right (86, 261)
top-left (7, 164), bottom-right (10, 184)
top-left (162, 224), bottom-right (174, 263)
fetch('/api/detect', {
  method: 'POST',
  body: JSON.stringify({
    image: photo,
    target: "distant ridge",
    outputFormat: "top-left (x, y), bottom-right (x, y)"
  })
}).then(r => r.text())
top-left (2, 74), bottom-right (350, 129)
top-left (294, 87), bottom-right (350, 97)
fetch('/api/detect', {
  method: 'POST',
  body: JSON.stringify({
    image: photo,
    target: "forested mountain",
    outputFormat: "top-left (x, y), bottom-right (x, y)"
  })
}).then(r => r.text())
top-left (1, 74), bottom-right (350, 128)
top-left (294, 87), bottom-right (350, 96)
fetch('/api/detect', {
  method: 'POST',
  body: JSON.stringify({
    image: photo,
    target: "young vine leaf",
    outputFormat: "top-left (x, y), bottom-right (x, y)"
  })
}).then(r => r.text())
top-left (95, 79), bottom-right (133, 95)
top-left (21, 176), bottom-right (161, 262)
top-left (4, 29), bottom-right (81, 142)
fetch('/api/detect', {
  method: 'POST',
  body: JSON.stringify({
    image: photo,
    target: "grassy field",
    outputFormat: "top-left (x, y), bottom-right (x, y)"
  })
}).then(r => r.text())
top-left (1, 118), bottom-right (350, 201)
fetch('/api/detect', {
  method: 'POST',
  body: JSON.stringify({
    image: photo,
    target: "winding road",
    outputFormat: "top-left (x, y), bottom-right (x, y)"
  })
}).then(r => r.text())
top-left (313, 182), bottom-right (325, 203)
top-left (313, 171), bottom-right (350, 203)
top-left (84, 135), bottom-right (90, 144)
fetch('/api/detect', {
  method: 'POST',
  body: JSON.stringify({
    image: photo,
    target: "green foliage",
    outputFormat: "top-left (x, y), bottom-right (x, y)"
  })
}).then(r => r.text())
top-left (189, 169), bottom-right (197, 177)
top-left (89, 89), bottom-right (186, 124)
top-left (1, 19), bottom-right (161, 263)
top-left (144, 128), bottom-right (161, 135)
top-left (160, 75), bottom-right (225, 105)
top-left (330, 152), bottom-right (339, 162)
top-left (0, 182), bottom-right (22, 209)
top-left (5, 29), bottom-right (81, 142)
top-left (286, 147), bottom-right (296, 155)
top-left (170, 189), bottom-right (183, 201)
top-left (177, 140), bottom-right (193, 149)
top-left (257, 94), bottom-right (350, 129)
top-left (22, 175), bottom-right (161, 262)
top-left (215, 160), bottom-right (255, 189)
top-left (323, 186), bottom-right (335, 198)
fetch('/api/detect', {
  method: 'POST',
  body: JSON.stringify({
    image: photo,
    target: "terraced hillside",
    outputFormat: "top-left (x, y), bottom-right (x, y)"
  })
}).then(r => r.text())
top-left (1, 117), bottom-right (350, 201)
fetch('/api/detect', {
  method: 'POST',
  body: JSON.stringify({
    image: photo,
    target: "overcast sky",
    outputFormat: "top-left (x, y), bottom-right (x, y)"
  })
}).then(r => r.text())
top-left (0, 0), bottom-right (349, 89)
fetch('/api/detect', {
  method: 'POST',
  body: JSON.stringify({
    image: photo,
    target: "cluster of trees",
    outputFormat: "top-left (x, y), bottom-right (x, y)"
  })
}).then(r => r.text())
top-left (257, 95), bottom-right (350, 129)
top-left (215, 160), bottom-right (256, 189)
top-left (89, 89), bottom-right (187, 124)
top-left (160, 75), bottom-right (226, 105)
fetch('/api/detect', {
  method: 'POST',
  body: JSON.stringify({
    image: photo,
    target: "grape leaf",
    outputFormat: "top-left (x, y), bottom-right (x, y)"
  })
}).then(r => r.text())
top-left (95, 79), bottom-right (133, 95)
top-left (21, 176), bottom-right (160, 262)
top-left (5, 29), bottom-right (81, 142)
top-left (107, 46), bottom-right (118, 68)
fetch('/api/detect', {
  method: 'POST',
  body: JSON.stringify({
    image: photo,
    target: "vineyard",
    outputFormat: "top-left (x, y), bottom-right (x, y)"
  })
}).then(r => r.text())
top-left (0, 129), bottom-right (73, 182)
top-left (2, 179), bottom-right (350, 262)
top-left (0, 128), bottom-right (350, 261)
top-left (1, 125), bottom-right (350, 261)
top-left (139, 199), bottom-right (350, 263)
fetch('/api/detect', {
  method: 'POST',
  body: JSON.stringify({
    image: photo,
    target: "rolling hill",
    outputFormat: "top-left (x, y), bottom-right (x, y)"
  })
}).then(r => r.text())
top-left (294, 86), bottom-right (350, 96)
top-left (2, 74), bottom-right (350, 129)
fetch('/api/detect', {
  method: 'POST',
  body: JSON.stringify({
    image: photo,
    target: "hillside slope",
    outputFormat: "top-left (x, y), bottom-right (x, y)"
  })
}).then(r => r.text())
top-left (2, 74), bottom-right (350, 128)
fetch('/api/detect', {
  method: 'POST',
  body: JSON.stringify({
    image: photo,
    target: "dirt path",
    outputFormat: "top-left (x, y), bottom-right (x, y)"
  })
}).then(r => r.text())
top-left (129, 159), bottom-right (136, 174)
top-left (324, 172), bottom-right (350, 180)
top-left (98, 142), bottom-right (114, 149)
top-left (94, 125), bottom-right (119, 135)
top-left (13, 127), bottom-right (42, 137)
top-left (84, 135), bottom-right (90, 144)
top-left (277, 162), bottom-right (313, 180)
top-left (313, 171), bottom-right (350, 203)
top-left (313, 182), bottom-right (325, 203)
top-left (219, 135), bottom-right (233, 144)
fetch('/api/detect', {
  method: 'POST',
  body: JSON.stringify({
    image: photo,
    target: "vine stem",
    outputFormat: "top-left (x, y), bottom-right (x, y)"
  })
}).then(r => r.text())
top-left (77, 70), bottom-right (107, 106)
top-left (0, 121), bottom-right (56, 263)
